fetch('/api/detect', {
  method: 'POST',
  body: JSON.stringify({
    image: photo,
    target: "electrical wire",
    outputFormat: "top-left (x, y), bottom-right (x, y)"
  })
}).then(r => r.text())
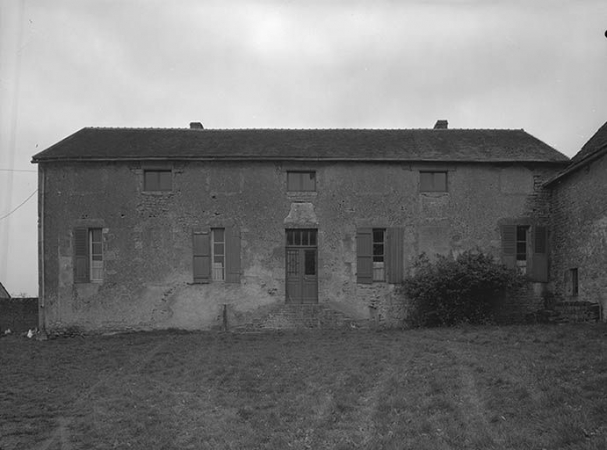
top-left (0, 189), bottom-right (37, 221)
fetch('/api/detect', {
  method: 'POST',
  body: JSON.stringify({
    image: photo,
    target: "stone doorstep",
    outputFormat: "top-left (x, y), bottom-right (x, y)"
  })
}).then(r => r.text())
top-left (238, 304), bottom-right (368, 330)
top-left (551, 301), bottom-right (600, 323)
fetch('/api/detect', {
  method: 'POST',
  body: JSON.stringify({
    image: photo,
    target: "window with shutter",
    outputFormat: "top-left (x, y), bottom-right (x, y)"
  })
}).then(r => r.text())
top-left (501, 223), bottom-right (549, 282)
top-left (193, 231), bottom-right (211, 283)
top-left (356, 228), bottom-right (373, 284)
top-left (531, 225), bottom-right (548, 282)
top-left (74, 227), bottom-right (103, 283)
top-left (357, 227), bottom-right (405, 284)
top-left (225, 227), bottom-right (241, 284)
top-left (74, 228), bottom-right (89, 283)
top-left (500, 225), bottom-right (516, 269)
top-left (89, 229), bottom-right (104, 282)
top-left (211, 228), bottom-right (225, 281)
top-left (386, 228), bottom-right (404, 284)
top-left (372, 229), bottom-right (385, 281)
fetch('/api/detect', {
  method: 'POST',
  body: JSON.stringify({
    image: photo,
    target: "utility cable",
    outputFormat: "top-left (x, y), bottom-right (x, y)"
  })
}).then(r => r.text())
top-left (0, 189), bottom-right (37, 221)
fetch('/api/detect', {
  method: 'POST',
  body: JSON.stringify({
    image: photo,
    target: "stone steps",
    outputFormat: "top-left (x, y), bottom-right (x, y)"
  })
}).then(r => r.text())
top-left (551, 301), bottom-right (601, 323)
top-left (237, 304), bottom-right (368, 330)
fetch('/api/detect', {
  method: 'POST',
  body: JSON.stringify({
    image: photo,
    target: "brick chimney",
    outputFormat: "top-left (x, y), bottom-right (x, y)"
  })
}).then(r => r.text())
top-left (190, 122), bottom-right (204, 130)
top-left (434, 120), bottom-right (448, 130)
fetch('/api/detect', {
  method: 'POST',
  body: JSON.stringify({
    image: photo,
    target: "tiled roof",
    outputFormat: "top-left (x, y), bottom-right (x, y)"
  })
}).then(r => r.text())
top-left (571, 121), bottom-right (607, 164)
top-left (31, 127), bottom-right (569, 164)
top-left (544, 120), bottom-right (607, 186)
top-left (0, 282), bottom-right (10, 299)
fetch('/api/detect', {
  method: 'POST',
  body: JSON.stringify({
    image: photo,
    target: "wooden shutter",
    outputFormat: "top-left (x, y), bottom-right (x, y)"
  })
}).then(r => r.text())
top-left (356, 228), bottom-right (373, 284)
top-left (225, 227), bottom-right (241, 284)
top-left (531, 225), bottom-right (548, 282)
top-left (386, 227), bottom-right (404, 284)
top-left (74, 228), bottom-right (89, 283)
top-left (193, 231), bottom-right (211, 283)
top-left (501, 225), bottom-right (516, 269)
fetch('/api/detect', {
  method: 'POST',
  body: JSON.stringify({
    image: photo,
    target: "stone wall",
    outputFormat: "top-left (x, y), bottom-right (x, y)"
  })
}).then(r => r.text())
top-left (549, 152), bottom-right (607, 320)
top-left (39, 160), bottom-right (562, 331)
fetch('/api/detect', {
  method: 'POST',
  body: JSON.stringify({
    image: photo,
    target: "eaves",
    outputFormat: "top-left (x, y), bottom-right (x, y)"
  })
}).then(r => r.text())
top-left (31, 157), bottom-right (571, 165)
top-left (543, 145), bottom-right (607, 188)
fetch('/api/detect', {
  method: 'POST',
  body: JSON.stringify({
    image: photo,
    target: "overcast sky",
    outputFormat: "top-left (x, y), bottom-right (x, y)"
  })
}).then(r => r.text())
top-left (1, 0), bottom-right (606, 296)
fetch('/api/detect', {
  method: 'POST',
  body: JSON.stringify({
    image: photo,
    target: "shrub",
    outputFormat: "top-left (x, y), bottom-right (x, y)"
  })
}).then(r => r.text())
top-left (402, 251), bottom-right (526, 327)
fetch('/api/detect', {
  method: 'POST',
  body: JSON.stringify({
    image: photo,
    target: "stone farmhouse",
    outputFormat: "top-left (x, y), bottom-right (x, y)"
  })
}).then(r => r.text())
top-left (546, 121), bottom-right (607, 320)
top-left (32, 120), bottom-right (586, 332)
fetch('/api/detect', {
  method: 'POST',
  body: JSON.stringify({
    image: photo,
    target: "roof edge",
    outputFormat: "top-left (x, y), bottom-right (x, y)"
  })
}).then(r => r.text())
top-left (544, 144), bottom-right (607, 187)
top-left (31, 156), bottom-right (572, 165)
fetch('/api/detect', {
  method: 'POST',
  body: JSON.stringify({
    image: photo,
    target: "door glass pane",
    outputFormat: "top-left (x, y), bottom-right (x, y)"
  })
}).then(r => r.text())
top-left (302, 230), bottom-right (309, 246)
top-left (213, 228), bottom-right (225, 243)
top-left (309, 230), bottom-right (317, 246)
top-left (287, 250), bottom-right (298, 275)
top-left (304, 250), bottom-right (316, 275)
top-left (294, 230), bottom-right (301, 246)
top-left (287, 230), bottom-right (294, 245)
top-left (516, 226), bottom-right (527, 241)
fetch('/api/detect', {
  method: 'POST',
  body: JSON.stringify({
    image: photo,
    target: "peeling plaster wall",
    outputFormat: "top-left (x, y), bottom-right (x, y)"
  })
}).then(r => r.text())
top-left (40, 160), bottom-right (559, 331)
top-left (550, 153), bottom-right (607, 319)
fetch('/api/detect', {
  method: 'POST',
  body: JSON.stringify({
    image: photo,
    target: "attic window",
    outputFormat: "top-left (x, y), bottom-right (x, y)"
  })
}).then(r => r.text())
top-left (287, 171), bottom-right (316, 192)
top-left (420, 171), bottom-right (447, 192)
top-left (144, 169), bottom-right (172, 192)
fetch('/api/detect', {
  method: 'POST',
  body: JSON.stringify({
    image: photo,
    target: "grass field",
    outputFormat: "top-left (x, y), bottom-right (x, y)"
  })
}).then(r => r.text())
top-left (1, 324), bottom-right (607, 450)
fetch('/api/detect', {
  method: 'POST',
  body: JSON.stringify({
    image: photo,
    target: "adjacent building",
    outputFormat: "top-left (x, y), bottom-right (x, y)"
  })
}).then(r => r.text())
top-left (31, 121), bottom-right (570, 332)
top-left (546, 121), bottom-right (607, 320)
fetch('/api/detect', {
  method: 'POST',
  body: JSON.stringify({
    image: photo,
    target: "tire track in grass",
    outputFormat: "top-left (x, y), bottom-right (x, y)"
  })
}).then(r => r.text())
top-left (447, 341), bottom-right (500, 448)
top-left (36, 335), bottom-right (174, 450)
top-left (352, 340), bottom-right (416, 447)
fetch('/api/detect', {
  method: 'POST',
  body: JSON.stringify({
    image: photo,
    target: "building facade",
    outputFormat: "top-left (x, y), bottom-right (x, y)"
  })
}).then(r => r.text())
top-left (32, 123), bottom-right (570, 332)
top-left (546, 121), bottom-right (607, 320)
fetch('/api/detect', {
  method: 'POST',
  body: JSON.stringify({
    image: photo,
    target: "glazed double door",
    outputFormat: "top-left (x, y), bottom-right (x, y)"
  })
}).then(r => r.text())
top-left (285, 229), bottom-right (318, 304)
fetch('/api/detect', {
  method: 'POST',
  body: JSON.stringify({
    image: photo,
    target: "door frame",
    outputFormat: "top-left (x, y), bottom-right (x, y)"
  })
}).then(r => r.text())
top-left (285, 229), bottom-right (318, 304)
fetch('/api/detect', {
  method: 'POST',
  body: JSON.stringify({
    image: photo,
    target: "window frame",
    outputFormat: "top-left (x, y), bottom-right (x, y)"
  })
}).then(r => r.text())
top-left (515, 225), bottom-right (529, 273)
top-left (143, 168), bottom-right (173, 192)
top-left (500, 223), bottom-right (548, 282)
top-left (287, 171), bottom-right (316, 192)
top-left (74, 227), bottom-right (103, 284)
top-left (372, 228), bottom-right (386, 282)
top-left (192, 226), bottom-right (241, 284)
top-left (569, 268), bottom-right (579, 296)
top-left (286, 229), bottom-right (318, 247)
top-left (356, 227), bottom-right (404, 285)
top-left (420, 171), bottom-right (448, 193)
top-left (211, 228), bottom-right (226, 282)
top-left (89, 228), bottom-right (104, 283)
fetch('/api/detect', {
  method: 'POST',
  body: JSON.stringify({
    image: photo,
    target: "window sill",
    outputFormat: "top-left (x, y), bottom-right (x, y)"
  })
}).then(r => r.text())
top-left (287, 191), bottom-right (317, 198)
top-left (141, 191), bottom-right (174, 196)
top-left (419, 191), bottom-right (449, 196)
